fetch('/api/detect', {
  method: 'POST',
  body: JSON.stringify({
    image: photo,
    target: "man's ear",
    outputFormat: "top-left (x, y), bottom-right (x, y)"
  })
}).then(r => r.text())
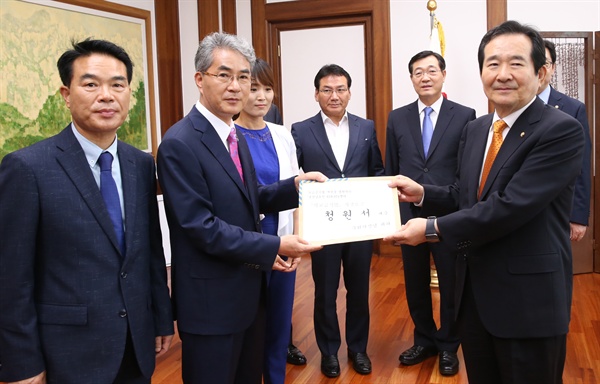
top-left (59, 85), bottom-right (71, 108)
top-left (195, 72), bottom-right (203, 92)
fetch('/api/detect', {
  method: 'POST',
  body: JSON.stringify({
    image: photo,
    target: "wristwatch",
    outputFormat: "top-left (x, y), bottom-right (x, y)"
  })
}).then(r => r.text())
top-left (425, 216), bottom-right (439, 242)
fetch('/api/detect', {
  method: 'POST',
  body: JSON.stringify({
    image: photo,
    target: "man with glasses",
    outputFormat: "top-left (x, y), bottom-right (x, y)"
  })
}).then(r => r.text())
top-left (157, 32), bottom-right (324, 384)
top-left (291, 64), bottom-right (385, 378)
top-left (385, 50), bottom-right (476, 376)
top-left (537, 40), bottom-right (591, 242)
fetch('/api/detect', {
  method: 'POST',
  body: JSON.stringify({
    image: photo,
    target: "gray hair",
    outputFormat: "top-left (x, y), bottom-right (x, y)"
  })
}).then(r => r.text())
top-left (194, 32), bottom-right (256, 72)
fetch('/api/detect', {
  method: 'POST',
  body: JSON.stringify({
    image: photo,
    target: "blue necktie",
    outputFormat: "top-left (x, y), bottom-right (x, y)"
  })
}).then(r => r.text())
top-left (422, 106), bottom-right (434, 158)
top-left (98, 152), bottom-right (125, 256)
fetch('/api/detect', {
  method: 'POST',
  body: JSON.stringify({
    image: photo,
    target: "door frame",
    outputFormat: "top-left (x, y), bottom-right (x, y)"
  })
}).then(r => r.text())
top-left (250, 0), bottom-right (392, 157)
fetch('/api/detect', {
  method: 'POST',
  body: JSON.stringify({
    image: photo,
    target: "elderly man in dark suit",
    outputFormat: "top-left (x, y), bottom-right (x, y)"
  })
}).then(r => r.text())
top-left (385, 50), bottom-right (476, 376)
top-left (385, 21), bottom-right (584, 384)
top-left (537, 39), bottom-right (592, 241)
top-left (157, 32), bottom-right (324, 384)
top-left (0, 39), bottom-right (174, 384)
top-left (291, 64), bottom-right (385, 378)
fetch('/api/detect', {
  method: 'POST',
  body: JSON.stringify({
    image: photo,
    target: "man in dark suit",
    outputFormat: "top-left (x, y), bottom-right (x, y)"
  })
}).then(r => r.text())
top-left (0, 39), bottom-right (174, 384)
top-left (538, 39), bottom-right (592, 241)
top-left (156, 32), bottom-right (323, 384)
top-left (385, 50), bottom-right (476, 376)
top-left (291, 64), bottom-right (385, 378)
top-left (385, 21), bottom-right (584, 384)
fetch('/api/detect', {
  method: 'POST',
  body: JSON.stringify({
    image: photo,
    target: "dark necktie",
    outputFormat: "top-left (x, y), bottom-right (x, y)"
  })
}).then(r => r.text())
top-left (98, 152), bottom-right (125, 255)
top-left (422, 106), bottom-right (434, 157)
top-left (227, 127), bottom-right (244, 183)
top-left (479, 120), bottom-right (508, 198)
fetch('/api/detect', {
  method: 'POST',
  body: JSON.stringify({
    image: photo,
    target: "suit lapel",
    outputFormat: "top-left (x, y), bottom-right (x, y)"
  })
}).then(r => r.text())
top-left (479, 100), bottom-right (543, 199)
top-left (467, 116), bottom-right (492, 204)
top-left (342, 114), bottom-right (360, 172)
top-left (55, 128), bottom-right (123, 254)
top-left (308, 113), bottom-right (341, 172)
top-left (190, 108), bottom-right (250, 201)
top-left (407, 102), bottom-right (426, 160)
top-left (118, 144), bottom-right (137, 261)
top-left (548, 87), bottom-right (564, 110)
top-left (427, 99), bottom-right (453, 159)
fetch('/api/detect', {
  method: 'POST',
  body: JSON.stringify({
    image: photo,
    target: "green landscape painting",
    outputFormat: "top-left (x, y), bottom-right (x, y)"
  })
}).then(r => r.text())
top-left (0, 0), bottom-right (150, 162)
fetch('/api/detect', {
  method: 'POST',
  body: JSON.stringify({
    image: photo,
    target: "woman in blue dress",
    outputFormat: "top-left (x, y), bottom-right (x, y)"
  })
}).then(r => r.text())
top-left (234, 59), bottom-right (300, 384)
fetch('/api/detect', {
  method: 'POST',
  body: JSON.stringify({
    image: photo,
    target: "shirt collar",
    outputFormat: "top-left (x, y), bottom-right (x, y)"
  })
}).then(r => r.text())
top-left (492, 96), bottom-right (537, 130)
top-left (195, 100), bottom-right (234, 144)
top-left (320, 110), bottom-right (348, 126)
top-left (417, 95), bottom-right (443, 114)
top-left (71, 123), bottom-right (118, 167)
top-left (538, 85), bottom-right (551, 104)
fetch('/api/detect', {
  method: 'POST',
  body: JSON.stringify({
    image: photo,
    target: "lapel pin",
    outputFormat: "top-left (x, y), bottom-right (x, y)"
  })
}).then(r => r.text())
top-left (520, 132), bottom-right (525, 137)
top-left (554, 105), bottom-right (559, 109)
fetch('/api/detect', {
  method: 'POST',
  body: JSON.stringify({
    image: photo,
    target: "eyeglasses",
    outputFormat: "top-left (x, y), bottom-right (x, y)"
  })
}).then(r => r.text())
top-left (202, 71), bottom-right (251, 85)
top-left (412, 68), bottom-right (440, 79)
top-left (319, 88), bottom-right (349, 96)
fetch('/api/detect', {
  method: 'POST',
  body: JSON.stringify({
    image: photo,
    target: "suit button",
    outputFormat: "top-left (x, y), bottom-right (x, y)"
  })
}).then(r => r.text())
top-left (341, 173), bottom-right (345, 177)
top-left (423, 167), bottom-right (429, 173)
top-left (119, 309), bottom-right (127, 318)
top-left (120, 272), bottom-right (127, 278)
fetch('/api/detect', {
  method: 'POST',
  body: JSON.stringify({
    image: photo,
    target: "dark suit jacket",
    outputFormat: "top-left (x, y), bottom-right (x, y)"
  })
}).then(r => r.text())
top-left (424, 98), bottom-right (584, 339)
top-left (157, 107), bottom-right (298, 336)
top-left (0, 127), bottom-right (173, 383)
top-left (291, 112), bottom-right (385, 178)
top-left (385, 98), bottom-right (476, 222)
top-left (264, 103), bottom-right (283, 125)
top-left (547, 87), bottom-right (592, 225)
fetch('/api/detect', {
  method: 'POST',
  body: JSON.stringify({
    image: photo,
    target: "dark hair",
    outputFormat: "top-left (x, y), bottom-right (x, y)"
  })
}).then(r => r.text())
top-left (477, 20), bottom-right (546, 74)
top-left (252, 58), bottom-right (275, 90)
top-left (57, 38), bottom-right (133, 87)
top-left (544, 40), bottom-right (556, 64)
top-left (313, 64), bottom-right (352, 90)
top-left (408, 50), bottom-right (446, 74)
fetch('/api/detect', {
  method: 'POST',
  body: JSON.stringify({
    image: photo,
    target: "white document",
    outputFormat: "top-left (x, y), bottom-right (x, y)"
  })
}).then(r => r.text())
top-left (298, 176), bottom-right (401, 246)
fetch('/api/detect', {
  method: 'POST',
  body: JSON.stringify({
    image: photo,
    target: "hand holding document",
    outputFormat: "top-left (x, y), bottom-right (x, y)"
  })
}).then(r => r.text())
top-left (298, 176), bottom-right (401, 245)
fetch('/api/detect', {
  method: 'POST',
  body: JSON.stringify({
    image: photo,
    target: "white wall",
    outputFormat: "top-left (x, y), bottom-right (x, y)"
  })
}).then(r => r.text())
top-left (179, 0), bottom-right (201, 113)
top-left (390, 0), bottom-right (488, 117)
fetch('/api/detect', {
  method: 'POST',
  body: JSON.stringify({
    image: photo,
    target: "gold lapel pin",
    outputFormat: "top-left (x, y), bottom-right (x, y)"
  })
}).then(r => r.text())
top-left (520, 132), bottom-right (525, 137)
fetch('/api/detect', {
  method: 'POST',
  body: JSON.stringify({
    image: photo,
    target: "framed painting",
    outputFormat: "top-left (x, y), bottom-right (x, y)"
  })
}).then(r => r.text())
top-left (0, 0), bottom-right (157, 161)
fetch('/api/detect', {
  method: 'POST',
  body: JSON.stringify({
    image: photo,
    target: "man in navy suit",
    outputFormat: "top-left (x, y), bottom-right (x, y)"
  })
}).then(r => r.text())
top-left (157, 32), bottom-right (324, 384)
top-left (385, 50), bottom-right (476, 376)
top-left (291, 64), bottom-right (385, 378)
top-left (537, 39), bottom-right (592, 241)
top-left (385, 21), bottom-right (584, 384)
top-left (0, 39), bottom-right (174, 384)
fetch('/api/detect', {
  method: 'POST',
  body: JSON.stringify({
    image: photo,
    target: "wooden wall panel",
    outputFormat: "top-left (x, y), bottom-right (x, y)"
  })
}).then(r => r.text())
top-left (155, 0), bottom-right (184, 138)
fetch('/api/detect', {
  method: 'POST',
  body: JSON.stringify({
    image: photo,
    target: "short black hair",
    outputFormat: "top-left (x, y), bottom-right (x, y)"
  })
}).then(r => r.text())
top-left (477, 20), bottom-right (546, 74)
top-left (408, 50), bottom-right (446, 74)
top-left (314, 64), bottom-right (352, 90)
top-left (57, 38), bottom-right (134, 87)
top-left (544, 40), bottom-right (556, 64)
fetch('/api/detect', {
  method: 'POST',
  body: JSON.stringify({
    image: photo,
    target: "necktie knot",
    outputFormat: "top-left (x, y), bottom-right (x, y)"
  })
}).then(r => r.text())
top-left (493, 119), bottom-right (508, 134)
top-left (98, 152), bottom-right (113, 172)
top-left (227, 127), bottom-right (237, 144)
top-left (424, 106), bottom-right (433, 116)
